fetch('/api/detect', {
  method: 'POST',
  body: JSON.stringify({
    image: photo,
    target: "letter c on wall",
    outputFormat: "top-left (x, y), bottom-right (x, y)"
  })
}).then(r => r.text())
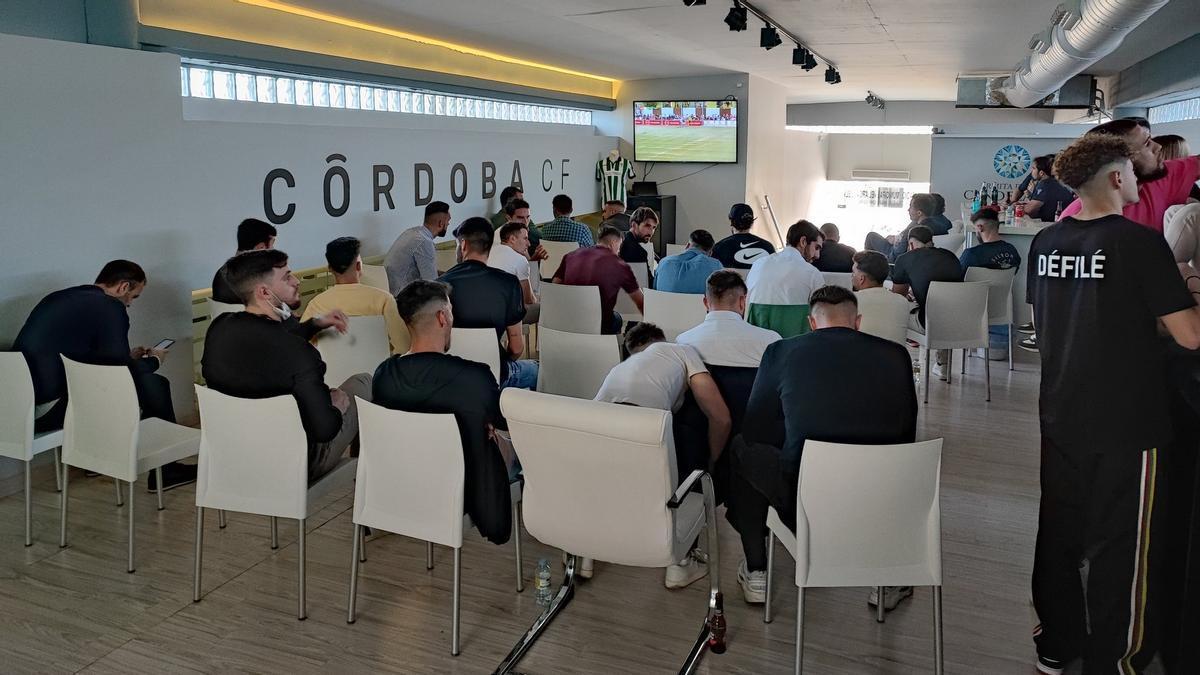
top-left (263, 168), bottom-right (296, 225)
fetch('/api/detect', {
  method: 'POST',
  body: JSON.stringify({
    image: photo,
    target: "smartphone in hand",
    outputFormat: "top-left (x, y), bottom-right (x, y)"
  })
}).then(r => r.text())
top-left (153, 338), bottom-right (175, 351)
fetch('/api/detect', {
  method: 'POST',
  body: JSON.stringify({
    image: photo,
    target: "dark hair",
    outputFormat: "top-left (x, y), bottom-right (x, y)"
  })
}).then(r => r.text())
top-left (552, 194), bottom-right (573, 214)
top-left (851, 250), bottom-right (888, 285)
top-left (424, 201), bottom-right (450, 220)
top-left (930, 193), bottom-right (946, 215)
top-left (498, 221), bottom-right (529, 242)
top-left (819, 222), bottom-right (840, 240)
top-left (498, 185), bottom-right (522, 208)
top-left (1088, 117), bottom-right (1149, 138)
top-left (456, 216), bottom-right (495, 254)
top-left (624, 322), bottom-right (666, 354)
top-left (95, 260), bottom-right (146, 287)
top-left (597, 224), bottom-right (623, 243)
top-left (395, 280), bottom-right (451, 326)
top-left (605, 199), bottom-right (625, 208)
top-left (236, 218), bottom-right (277, 251)
top-left (809, 284), bottom-right (858, 310)
top-left (689, 229), bottom-right (715, 251)
top-left (223, 249), bottom-right (289, 304)
top-left (705, 269), bottom-right (747, 303)
top-left (786, 220), bottom-right (821, 248)
top-left (1052, 134), bottom-right (1134, 190)
top-left (324, 237), bottom-right (362, 275)
top-left (910, 193), bottom-right (936, 218)
top-left (1033, 155), bottom-right (1055, 176)
top-left (971, 209), bottom-right (999, 224)
top-left (504, 198), bottom-right (530, 216)
top-left (908, 225), bottom-right (934, 245)
top-left (630, 206), bottom-right (659, 225)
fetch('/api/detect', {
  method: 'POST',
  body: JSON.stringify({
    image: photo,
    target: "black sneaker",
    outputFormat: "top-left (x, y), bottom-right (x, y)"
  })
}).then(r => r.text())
top-left (1017, 322), bottom-right (1036, 334)
top-left (146, 462), bottom-right (198, 492)
top-left (1018, 334), bottom-right (1039, 352)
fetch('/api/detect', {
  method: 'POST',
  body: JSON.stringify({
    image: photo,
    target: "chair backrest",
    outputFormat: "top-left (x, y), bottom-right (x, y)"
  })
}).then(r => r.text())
top-left (208, 298), bottom-right (243, 318)
top-left (924, 281), bottom-right (989, 349)
top-left (61, 357), bottom-right (141, 481)
top-left (643, 288), bottom-right (706, 340)
top-left (540, 241), bottom-right (579, 280)
top-left (536, 327), bottom-right (621, 399)
top-left (540, 283), bottom-right (602, 334)
top-left (528, 260), bottom-right (541, 296)
top-left (795, 439), bottom-right (943, 588)
top-left (614, 262), bottom-right (649, 319)
top-left (666, 243), bottom-right (686, 257)
top-left (353, 399), bottom-right (465, 547)
top-left (448, 327), bottom-right (501, 382)
top-left (932, 233), bottom-right (965, 256)
top-left (360, 264), bottom-right (390, 292)
top-left (964, 266), bottom-right (1017, 325)
top-left (641, 242), bottom-right (658, 273)
top-left (857, 291), bottom-right (912, 346)
top-left (316, 315), bottom-right (390, 387)
top-left (194, 386), bottom-right (310, 519)
top-left (0, 353), bottom-right (35, 460)
top-left (435, 246), bottom-right (458, 275)
top-left (821, 272), bottom-right (853, 290)
top-left (500, 389), bottom-right (684, 567)
top-left (724, 267), bottom-right (749, 279)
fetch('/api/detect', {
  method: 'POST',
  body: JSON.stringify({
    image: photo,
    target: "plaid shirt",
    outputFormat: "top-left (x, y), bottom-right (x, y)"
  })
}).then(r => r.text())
top-left (540, 216), bottom-right (594, 248)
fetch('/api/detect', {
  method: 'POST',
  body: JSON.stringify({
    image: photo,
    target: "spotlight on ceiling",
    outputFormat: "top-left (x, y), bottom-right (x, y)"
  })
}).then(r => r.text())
top-left (724, 3), bottom-right (748, 31)
top-left (825, 65), bottom-right (841, 84)
top-left (760, 24), bottom-right (782, 50)
top-left (681, 0), bottom-right (706, 5)
top-left (792, 46), bottom-right (818, 70)
top-left (865, 91), bottom-right (885, 109)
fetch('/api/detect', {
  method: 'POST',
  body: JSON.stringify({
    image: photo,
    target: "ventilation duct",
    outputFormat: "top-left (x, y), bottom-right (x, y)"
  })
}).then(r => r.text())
top-left (997, 0), bottom-right (1168, 108)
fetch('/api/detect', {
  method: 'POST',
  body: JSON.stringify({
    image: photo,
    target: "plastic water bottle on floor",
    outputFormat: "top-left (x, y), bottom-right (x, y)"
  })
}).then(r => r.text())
top-left (912, 359), bottom-right (922, 391)
top-left (534, 559), bottom-right (552, 606)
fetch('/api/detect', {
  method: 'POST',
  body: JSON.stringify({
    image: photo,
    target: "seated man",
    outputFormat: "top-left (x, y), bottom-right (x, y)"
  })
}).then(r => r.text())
top-left (891, 226), bottom-right (962, 329)
top-left (654, 229), bottom-right (724, 294)
top-left (498, 197), bottom-right (547, 262)
top-left (302, 237), bottom-right (410, 354)
top-left (487, 221), bottom-right (540, 324)
top-left (372, 280), bottom-right (514, 544)
top-left (960, 210), bottom-right (1022, 275)
top-left (746, 220), bottom-right (826, 338)
top-left (852, 250), bottom-right (913, 345)
top-left (553, 225), bottom-right (644, 334)
top-left (489, 185), bottom-right (522, 230)
top-left (1024, 155), bottom-right (1075, 222)
top-left (601, 199), bottom-right (631, 231)
top-left (727, 286), bottom-right (917, 607)
top-left (813, 223), bottom-right (855, 273)
top-left (619, 206), bottom-right (660, 270)
top-left (928, 194), bottom-right (954, 234)
top-left (438, 217), bottom-right (537, 389)
top-left (595, 322), bottom-right (732, 590)
top-left (677, 269), bottom-right (781, 367)
top-left (211, 218), bottom-right (277, 304)
top-left (713, 203), bottom-right (775, 269)
top-left (202, 249), bottom-right (368, 484)
top-left (865, 193), bottom-right (944, 263)
top-left (540, 193), bottom-right (594, 248)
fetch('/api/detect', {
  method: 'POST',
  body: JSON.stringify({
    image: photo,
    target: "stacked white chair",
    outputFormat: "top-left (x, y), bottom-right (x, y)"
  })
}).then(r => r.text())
top-left (59, 358), bottom-right (201, 572)
top-left (666, 243), bottom-right (686, 256)
top-left (359, 263), bottom-right (390, 292)
top-left (641, 242), bottom-right (658, 273)
top-left (192, 386), bottom-right (358, 619)
top-left (965, 266), bottom-right (1018, 371)
top-left (316, 315), bottom-right (390, 387)
top-left (931, 233), bottom-right (965, 256)
top-left (643, 288), bottom-right (707, 340)
top-left (539, 241), bottom-right (578, 280)
top-left (0, 353), bottom-right (64, 547)
top-left (764, 439), bottom-right (944, 674)
top-left (448, 327), bottom-right (502, 383)
top-left (821, 272), bottom-right (854, 290)
top-left (540, 283), bottom-right (602, 334)
top-left (535, 327), bottom-right (621, 399)
top-left (906, 281), bottom-right (991, 403)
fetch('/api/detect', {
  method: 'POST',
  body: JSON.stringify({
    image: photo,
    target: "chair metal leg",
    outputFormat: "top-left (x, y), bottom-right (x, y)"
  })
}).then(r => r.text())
top-left (359, 524), bottom-right (367, 563)
top-left (53, 448), bottom-right (62, 492)
top-left (985, 348), bottom-right (991, 402)
top-left (493, 554), bottom-right (578, 674)
top-left (114, 477), bottom-right (124, 507)
top-left (452, 547), bottom-right (462, 656)
top-left (155, 467), bottom-right (164, 511)
top-left (270, 516), bottom-right (278, 548)
top-left (426, 541), bottom-right (434, 570)
top-left (923, 348), bottom-right (931, 404)
top-left (512, 501), bottom-right (524, 593)
top-left (218, 510), bottom-right (227, 529)
top-left (127, 481), bottom-right (136, 573)
top-left (24, 460), bottom-right (32, 547)
top-left (59, 463), bottom-right (69, 548)
top-left (764, 532), bottom-right (775, 623)
top-left (934, 586), bottom-right (944, 675)
top-left (679, 473), bottom-right (726, 674)
top-left (946, 350), bottom-right (953, 384)
top-left (795, 587), bottom-right (805, 675)
top-left (876, 586), bottom-right (885, 623)
top-left (347, 523), bottom-right (362, 624)
top-left (961, 348), bottom-right (966, 374)
top-left (298, 518), bottom-right (307, 620)
top-left (1009, 324), bottom-right (1015, 371)
top-left (193, 507), bottom-right (204, 602)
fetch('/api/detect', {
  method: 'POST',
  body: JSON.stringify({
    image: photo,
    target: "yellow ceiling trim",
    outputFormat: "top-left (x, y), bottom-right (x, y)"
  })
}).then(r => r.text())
top-left (236, 0), bottom-right (617, 85)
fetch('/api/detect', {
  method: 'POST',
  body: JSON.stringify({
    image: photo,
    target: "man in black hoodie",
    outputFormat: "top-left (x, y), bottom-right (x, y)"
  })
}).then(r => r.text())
top-left (371, 280), bottom-right (514, 544)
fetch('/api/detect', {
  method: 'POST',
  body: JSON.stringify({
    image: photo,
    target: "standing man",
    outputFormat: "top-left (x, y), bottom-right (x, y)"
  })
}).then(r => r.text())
top-left (385, 201), bottom-right (450, 293)
top-left (619, 206), bottom-right (660, 269)
top-left (1025, 155), bottom-right (1075, 222)
top-left (713, 203), bottom-right (775, 269)
top-left (745, 220), bottom-right (825, 338)
top-left (211, 218), bottom-right (277, 304)
top-left (1028, 133), bottom-right (1200, 675)
top-left (540, 194), bottom-right (594, 248)
top-left (813, 223), bottom-right (855, 273)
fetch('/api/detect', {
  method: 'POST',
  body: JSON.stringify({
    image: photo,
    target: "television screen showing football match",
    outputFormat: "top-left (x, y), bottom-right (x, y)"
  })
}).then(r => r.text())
top-left (633, 100), bottom-right (739, 163)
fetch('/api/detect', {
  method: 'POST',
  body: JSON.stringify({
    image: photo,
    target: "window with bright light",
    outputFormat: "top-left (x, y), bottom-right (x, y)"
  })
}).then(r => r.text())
top-left (1149, 97), bottom-right (1200, 125)
top-left (807, 180), bottom-right (931, 250)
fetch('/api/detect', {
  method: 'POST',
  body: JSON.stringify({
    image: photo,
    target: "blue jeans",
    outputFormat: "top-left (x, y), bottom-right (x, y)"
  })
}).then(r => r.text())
top-left (502, 358), bottom-right (539, 390)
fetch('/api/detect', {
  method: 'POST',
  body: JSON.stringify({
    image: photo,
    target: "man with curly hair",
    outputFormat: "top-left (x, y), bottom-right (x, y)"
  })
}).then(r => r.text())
top-left (1028, 133), bottom-right (1200, 674)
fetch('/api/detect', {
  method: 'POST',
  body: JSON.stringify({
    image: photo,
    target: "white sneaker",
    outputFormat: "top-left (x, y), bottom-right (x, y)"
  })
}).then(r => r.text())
top-left (665, 550), bottom-right (709, 589)
top-left (738, 560), bottom-right (766, 604)
top-left (563, 552), bottom-right (594, 579)
top-left (867, 586), bottom-right (913, 611)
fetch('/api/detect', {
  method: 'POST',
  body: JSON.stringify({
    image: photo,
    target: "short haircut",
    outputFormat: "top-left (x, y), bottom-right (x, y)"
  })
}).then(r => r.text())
top-left (786, 220), bottom-right (821, 248)
top-left (456, 216), bottom-right (495, 254)
top-left (819, 222), bottom-right (839, 240)
top-left (95, 260), bottom-right (146, 287)
top-left (1033, 154), bottom-right (1055, 176)
top-left (971, 209), bottom-right (999, 225)
top-left (498, 221), bottom-right (529, 242)
top-left (424, 201), bottom-right (450, 220)
top-left (1052, 134), bottom-right (1134, 190)
top-left (689, 229), bottom-right (715, 251)
top-left (851, 250), bottom-right (888, 284)
top-left (498, 185), bottom-right (522, 207)
top-left (324, 236), bottom-right (362, 275)
top-left (910, 193), bottom-right (936, 217)
top-left (809, 284), bottom-right (858, 311)
top-left (705, 269), bottom-right (747, 303)
top-left (236, 218), bottom-right (277, 251)
top-left (552, 194), bottom-right (573, 214)
top-left (504, 197), bottom-right (530, 216)
top-left (908, 225), bottom-right (934, 245)
top-left (395, 279), bottom-right (451, 326)
top-left (223, 249), bottom-right (289, 304)
top-left (605, 199), bottom-right (625, 208)
top-left (597, 224), bottom-right (623, 243)
top-left (630, 205), bottom-right (659, 225)
top-left (624, 322), bottom-right (666, 354)
top-left (930, 193), bottom-right (946, 215)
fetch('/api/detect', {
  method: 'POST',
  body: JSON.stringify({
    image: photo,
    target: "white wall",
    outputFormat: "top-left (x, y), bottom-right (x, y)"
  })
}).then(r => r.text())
top-left (743, 75), bottom-right (791, 245)
top-left (780, 131), bottom-right (829, 237)
top-left (0, 0), bottom-right (86, 42)
top-left (825, 134), bottom-right (932, 182)
top-left (930, 137), bottom-right (1074, 221)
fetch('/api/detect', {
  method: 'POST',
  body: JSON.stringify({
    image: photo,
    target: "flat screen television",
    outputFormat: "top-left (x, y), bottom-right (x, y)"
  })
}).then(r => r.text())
top-left (633, 99), bottom-right (738, 164)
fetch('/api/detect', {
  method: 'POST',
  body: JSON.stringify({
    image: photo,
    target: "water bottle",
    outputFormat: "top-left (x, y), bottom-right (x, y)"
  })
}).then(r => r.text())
top-left (535, 558), bottom-right (552, 606)
top-left (912, 359), bottom-right (922, 391)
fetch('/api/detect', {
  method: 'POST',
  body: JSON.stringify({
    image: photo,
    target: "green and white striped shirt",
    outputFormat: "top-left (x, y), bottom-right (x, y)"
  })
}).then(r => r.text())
top-left (596, 156), bottom-right (636, 204)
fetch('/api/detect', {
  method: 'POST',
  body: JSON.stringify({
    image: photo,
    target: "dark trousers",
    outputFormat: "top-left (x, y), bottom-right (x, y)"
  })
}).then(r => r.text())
top-left (1032, 438), bottom-right (1164, 673)
top-left (725, 436), bottom-right (797, 571)
top-left (603, 311), bottom-right (624, 335)
top-left (864, 232), bottom-right (893, 257)
top-left (34, 371), bottom-right (176, 433)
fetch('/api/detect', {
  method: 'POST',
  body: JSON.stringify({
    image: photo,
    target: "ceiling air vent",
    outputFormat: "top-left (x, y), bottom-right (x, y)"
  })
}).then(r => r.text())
top-left (851, 169), bottom-right (910, 181)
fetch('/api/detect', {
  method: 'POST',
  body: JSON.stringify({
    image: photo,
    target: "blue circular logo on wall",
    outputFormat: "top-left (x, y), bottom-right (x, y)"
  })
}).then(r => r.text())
top-left (994, 144), bottom-right (1032, 179)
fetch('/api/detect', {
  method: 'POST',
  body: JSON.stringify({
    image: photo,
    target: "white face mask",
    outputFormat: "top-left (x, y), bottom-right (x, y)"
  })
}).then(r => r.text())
top-left (269, 289), bottom-right (293, 321)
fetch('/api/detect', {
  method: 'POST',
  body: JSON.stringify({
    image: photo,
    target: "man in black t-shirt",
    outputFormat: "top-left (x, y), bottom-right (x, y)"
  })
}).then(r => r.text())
top-left (890, 226), bottom-right (962, 327)
top-left (211, 218), bottom-right (277, 304)
top-left (1027, 134), bottom-right (1200, 675)
top-left (960, 209), bottom-right (1022, 275)
top-left (713, 203), bottom-right (776, 269)
top-left (813, 222), bottom-right (855, 273)
top-left (618, 206), bottom-right (660, 270)
top-left (1025, 155), bottom-right (1076, 222)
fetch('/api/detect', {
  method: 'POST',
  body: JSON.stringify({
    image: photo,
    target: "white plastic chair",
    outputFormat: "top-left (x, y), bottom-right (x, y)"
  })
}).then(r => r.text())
top-left (360, 264), bottom-right (390, 292)
top-left (821, 272), bottom-right (853, 290)
top-left (493, 390), bottom-right (726, 674)
top-left (965, 267), bottom-right (1018, 371)
top-left (448, 327), bottom-right (502, 383)
top-left (436, 246), bottom-right (458, 275)
top-left (932, 233), bottom-right (965, 256)
top-left (528, 260), bottom-right (541, 297)
top-left (316, 315), bottom-right (390, 387)
top-left (666, 243), bottom-right (686, 256)
top-left (0, 353), bottom-right (64, 547)
top-left (641, 242), bottom-right (658, 274)
top-left (58, 358), bottom-right (201, 572)
top-left (614, 262), bottom-right (648, 322)
top-left (192, 386), bottom-right (358, 620)
top-left (346, 400), bottom-right (525, 655)
top-left (906, 281), bottom-right (991, 403)
top-left (208, 298), bottom-right (243, 318)
top-left (643, 288), bottom-right (707, 341)
top-left (539, 241), bottom-right (579, 280)
top-left (535, 328), bottom-right (621, 399)
top-left (764, 439), bottom-right (944, 674)
top-left (540, 283), bottom-right (602, 334)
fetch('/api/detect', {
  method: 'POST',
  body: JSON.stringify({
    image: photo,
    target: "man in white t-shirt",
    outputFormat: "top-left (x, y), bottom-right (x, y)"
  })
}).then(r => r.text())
top-left (851, 249), bottom-right (913, 345)
top-left (745, 220), bottom-right (826, 338)
top-left (677, 269), bottom-right (780, 367)
top-left (487, 221), bottom-right (539, 324)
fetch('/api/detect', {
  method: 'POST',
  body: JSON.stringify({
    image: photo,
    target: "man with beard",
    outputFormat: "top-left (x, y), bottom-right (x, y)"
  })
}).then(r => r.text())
top-left (385, 201), bottom-right (451, 292)
top-left (619, 206), bottom-right (660, 268)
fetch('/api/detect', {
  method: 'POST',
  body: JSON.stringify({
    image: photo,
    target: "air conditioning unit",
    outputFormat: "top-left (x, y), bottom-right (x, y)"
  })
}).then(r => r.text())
top-left (956, 73), bottom-right (1096, 109)
top-left (850, 169), bottom-right (910, 181)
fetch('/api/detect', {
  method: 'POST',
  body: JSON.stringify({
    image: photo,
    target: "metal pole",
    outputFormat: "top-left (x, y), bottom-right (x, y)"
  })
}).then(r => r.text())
top-left (127, 481), bottom-right (135, 573)
top-left (347, 523), bottom-right (361, 624)
top-left (193, 507), bottom-right (204, 602)
top-left (297, 519), bottom-right (307, 620)
top-left (452, 547), bottom-right (462, 656)
top-left (24, 461), bottom-right (32, 547)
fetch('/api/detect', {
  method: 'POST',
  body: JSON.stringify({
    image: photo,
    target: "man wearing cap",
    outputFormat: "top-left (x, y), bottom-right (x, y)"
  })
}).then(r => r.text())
top-left (713, 203), bottom-right (776, 269)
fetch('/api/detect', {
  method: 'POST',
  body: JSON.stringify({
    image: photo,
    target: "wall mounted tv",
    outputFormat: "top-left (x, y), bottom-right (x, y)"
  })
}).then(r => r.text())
top-left (633, 99), bottom-right (739, 163)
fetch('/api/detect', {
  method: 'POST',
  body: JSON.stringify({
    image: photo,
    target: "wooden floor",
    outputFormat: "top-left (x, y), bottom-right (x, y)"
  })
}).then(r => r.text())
top-left (0, 350), bottom-right (1042, 674)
